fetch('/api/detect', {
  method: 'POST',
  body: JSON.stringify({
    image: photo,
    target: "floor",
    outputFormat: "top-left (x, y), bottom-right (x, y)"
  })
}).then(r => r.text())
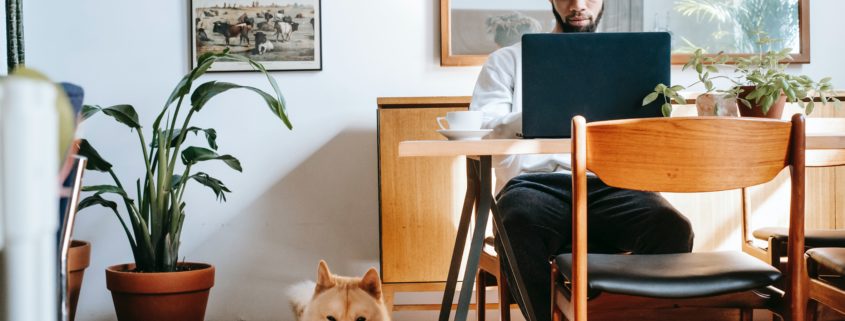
top-left (388, 286), bottom-right (845, 321)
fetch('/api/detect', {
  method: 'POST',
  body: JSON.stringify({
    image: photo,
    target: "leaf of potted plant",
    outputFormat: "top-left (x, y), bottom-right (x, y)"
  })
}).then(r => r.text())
top-left (76, 49), bottom-right (292, 321)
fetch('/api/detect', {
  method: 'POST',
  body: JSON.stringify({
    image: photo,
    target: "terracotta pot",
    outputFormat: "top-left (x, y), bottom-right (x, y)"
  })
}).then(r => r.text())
top-left (106, 262), bottom-right (215, 321)
top-left (695, 93), bottom-right (739, 117)
top-left (737, 85), bottom-right (787, 119)
top-left (67, 240), bottom-right (91, 321)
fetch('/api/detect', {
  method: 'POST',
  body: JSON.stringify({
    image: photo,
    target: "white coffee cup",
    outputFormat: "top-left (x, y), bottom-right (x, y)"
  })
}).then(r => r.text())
top-left (437, 111), bottom-right (483, 131)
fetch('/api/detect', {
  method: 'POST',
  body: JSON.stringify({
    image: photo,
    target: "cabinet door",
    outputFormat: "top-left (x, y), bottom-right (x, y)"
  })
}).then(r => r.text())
top-left (379, 107), bottom-right (467, 283)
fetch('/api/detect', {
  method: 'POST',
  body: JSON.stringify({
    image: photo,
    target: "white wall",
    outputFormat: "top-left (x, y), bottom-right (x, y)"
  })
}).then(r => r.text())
top-left (8, 0), bottom-right (845, 320)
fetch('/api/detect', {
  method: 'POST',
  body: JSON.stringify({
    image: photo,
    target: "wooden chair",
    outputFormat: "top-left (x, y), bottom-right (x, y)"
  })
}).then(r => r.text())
top-left (739, 136), bottom-right (845, 319)
top-left (806, 247), bottom-right (845, 317)
top-left (552, 115), bottom-right (807, 321)
top-left (477, 236), bottom-right (511, 321)
top-left (741, 148), bottom-right (845, 270)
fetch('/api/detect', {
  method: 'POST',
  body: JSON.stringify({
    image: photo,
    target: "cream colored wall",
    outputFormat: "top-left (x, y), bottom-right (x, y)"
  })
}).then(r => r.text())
top-left (2, 0), bottom-right (844, 320)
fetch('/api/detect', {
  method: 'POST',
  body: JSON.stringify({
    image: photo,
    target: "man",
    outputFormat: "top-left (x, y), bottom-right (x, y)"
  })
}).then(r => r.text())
top-left (469, 1), bottom-right (695, 320)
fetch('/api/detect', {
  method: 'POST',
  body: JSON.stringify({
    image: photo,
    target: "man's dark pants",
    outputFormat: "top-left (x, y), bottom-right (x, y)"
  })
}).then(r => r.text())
top-left (496, 172), bottom-right (695, 321)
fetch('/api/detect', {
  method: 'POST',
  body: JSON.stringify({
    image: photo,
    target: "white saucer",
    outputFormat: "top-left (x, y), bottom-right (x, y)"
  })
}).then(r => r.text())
top-left (437, 129), bottom-right (493, 141)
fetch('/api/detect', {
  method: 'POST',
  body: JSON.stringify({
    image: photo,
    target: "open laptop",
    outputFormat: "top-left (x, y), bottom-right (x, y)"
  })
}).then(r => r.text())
top-left (522, 32), bottom-right (671, 138)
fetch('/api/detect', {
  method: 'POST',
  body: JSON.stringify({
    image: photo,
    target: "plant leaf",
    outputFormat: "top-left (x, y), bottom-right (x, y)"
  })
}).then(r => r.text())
top-left (82, 185), bottom-right (130, 198)
top-left (78, 193), bottom-right (139, 254)
top-left (217, 53), bottom-right (292, 129)
top-left (78, 194), bottom-right (118, 212)
top-left (181, 146), bottom-right (242, 172)
top-left (190, 172), bottom-right (232, 201)
top-left (101, 104), bottom-right (141, 129)
top-left (642, 92), bottom-right (659, 106)
top-left (806, 101), bottom-right (815, 115)
top-left (77, 139), bottom-right (113, 172)
top-left (661, 103), bottom-right (672, 117)
top-left (739, 98), bottom-right (753, 110)
top-left (171, 174), bottom-right (183, 190)
top-left (191, 81), bottom-right (242, 112)
top-left (152, 127), bottom-right (218, 150)
top-left (81, 104), bottom-right (101, 121)
top-left (189, 80), bottom-right (291, 130)
top-left (196, 127), bottom-right (218, 150)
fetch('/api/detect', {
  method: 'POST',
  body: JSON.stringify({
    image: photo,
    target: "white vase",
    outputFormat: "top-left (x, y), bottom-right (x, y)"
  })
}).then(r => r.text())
top-left (0, 77), bottom-right (59, 321)
top-left (695, 93), bottom-right (739, 117)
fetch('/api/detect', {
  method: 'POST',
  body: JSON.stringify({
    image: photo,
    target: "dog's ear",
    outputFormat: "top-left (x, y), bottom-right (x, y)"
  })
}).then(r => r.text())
top-left (315, 260), bottom-right (335, 294)
top-left (359, 267), bottom-right (382, 300)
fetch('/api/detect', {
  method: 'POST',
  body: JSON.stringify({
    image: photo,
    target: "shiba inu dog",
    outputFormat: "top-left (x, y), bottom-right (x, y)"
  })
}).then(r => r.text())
top-left (289, 260), bottom-right (391, 321)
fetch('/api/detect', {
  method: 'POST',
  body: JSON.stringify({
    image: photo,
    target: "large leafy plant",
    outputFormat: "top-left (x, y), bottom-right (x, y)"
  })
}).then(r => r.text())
top-left (77, 50), bottom-right (292, 272)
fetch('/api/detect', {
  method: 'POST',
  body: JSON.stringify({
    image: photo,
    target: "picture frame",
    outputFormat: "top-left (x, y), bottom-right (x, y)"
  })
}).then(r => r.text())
top-left (440, 0), bottom-right (555, 66)
top-left (440, 0), bottom-right (809, 67)
top-left (191, 0), bottom-right (322, 71)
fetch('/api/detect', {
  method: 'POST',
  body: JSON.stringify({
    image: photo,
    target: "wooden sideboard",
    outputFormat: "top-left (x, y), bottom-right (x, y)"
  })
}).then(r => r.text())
top-left (376, 96), bottom-right (845, 313)
top-left (378, 97), bottom-right (471, 285)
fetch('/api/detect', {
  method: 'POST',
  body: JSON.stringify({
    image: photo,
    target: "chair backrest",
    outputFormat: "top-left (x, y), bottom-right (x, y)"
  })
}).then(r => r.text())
top-left (575, 116), bottom-right (801, 193)
top-left (568, 115), bottom-right (807, 321)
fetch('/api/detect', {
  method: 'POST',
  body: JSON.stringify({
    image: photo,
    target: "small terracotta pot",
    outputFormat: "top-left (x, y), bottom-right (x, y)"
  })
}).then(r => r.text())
top-left (695, 93), bottom-right (739, 117)
top-left (737, 85), bottom-right (787, 119)
top-left (68, 240), bottom-right (91, 321)
top-left (106, 262), bottom-right (215, 321)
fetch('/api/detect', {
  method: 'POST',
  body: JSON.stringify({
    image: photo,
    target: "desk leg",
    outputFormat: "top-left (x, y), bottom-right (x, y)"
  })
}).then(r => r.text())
top-left (438, 159), bottom-right (480, 321)
top-left (454, 157), bottom-right (493, 321)
top-left (491, 198), bottom-right (537, 321)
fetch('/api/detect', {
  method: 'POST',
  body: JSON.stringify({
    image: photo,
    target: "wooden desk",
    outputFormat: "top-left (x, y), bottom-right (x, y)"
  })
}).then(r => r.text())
top-left (399, 124), bottom-right (845, 321)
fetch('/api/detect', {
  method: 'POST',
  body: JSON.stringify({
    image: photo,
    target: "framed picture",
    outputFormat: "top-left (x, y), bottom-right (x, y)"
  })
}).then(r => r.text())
top-left (191, 0), bottom-right (322, 71)
top-left (440, 0), bottom-right (809, 66)
top-left (440, 0), bottom-right (555, 66)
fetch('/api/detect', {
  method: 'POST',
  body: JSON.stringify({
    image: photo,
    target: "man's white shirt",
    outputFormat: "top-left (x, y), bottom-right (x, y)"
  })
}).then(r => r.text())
top-left (469, 42), bottom-right (572, 193)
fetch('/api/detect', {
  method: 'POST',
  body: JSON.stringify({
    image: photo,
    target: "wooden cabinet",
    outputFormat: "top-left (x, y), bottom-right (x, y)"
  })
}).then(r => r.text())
top-left (377, 97), bottom-right (472, 284)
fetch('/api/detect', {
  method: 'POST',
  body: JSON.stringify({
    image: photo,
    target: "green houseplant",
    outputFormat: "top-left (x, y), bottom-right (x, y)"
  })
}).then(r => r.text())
top-left (76, 50), bottom-right (291, 321)
top-left (644, 43), bottom-right (840, 117)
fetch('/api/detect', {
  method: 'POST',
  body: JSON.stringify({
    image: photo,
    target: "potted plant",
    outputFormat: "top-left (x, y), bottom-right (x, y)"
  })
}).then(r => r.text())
top-left (76, 50), bottom-right (291, 321)
top-left (644, 40), bottom-right (841, 118)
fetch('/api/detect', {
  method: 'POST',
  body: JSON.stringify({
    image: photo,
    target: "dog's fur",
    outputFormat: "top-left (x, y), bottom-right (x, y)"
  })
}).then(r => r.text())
top-left (288, 260), bottom-right (391, 321)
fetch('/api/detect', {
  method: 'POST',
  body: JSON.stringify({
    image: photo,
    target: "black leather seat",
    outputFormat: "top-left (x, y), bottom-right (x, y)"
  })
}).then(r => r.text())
top-left (753, 227), bottom-right (845, 248)
top-left (806, 247), bottom-right (845, 275)
top-left (555, 251), bottom-right (781, 298)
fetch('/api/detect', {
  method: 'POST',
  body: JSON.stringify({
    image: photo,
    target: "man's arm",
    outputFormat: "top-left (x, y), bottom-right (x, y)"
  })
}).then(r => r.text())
top-left (469, 47), bottom-right (522, 139)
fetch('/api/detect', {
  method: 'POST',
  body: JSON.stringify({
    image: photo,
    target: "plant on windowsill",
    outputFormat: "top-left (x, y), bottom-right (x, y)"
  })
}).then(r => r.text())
top-left (76, 49), bottom-right (291, 321)
top-left (643, 38), bottom-right (841, 118)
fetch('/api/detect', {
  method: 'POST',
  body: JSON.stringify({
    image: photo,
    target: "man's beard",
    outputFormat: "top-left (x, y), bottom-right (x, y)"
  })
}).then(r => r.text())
top-left (553, 4), bottom-right (604, 33)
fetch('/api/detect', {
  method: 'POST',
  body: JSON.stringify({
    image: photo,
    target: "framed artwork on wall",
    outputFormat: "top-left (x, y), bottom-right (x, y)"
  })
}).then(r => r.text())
top-left (440, 0), bottom-right (809, 67)
top-left (191, 0), bottom-right (322, 71)
top-left (440, 0), bottom-right (555, 66)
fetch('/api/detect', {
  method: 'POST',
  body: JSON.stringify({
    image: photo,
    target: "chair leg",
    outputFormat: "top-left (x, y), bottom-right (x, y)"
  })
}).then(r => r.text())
top-left (552, 305), bottom-right (564, 321)
top-left (477, 271), bottom-right (486, 321)
top-left (739, 308), bottom-right (753, 321)
top-left (806, 300), bottom-right (819, 321)
top-left (499, 271), bottom-right (511, 321)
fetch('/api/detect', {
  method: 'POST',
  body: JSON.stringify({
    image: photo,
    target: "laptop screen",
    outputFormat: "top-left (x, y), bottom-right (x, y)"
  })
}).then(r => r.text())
top-left (522, 32), bottom-right (670, 139)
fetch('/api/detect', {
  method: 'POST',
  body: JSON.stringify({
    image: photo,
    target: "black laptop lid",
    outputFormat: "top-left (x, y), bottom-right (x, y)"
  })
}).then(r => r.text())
top-left (522, 32), bottom-right (670, 138)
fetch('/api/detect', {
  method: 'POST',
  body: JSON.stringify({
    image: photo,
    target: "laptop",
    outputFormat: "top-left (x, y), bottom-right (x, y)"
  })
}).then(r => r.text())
top-left (521, 32), bottom-right (671, 138)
